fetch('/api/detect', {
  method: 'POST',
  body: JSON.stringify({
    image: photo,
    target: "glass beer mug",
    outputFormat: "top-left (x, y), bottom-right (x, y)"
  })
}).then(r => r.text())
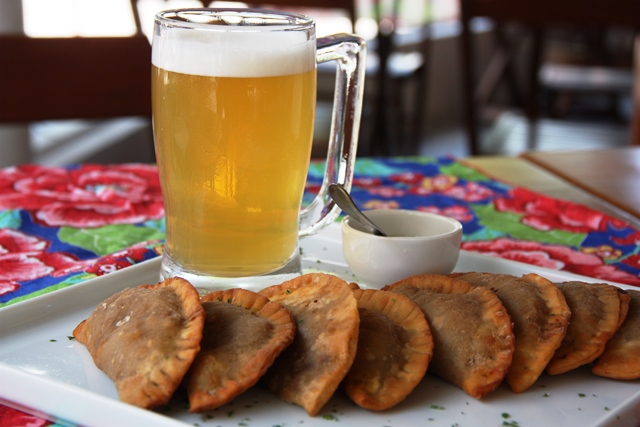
top-left (152, 8), bottom-right (365, 289)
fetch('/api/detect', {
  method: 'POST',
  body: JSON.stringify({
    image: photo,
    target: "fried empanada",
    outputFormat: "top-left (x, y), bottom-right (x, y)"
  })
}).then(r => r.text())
top-left (383, 274), bottom-right (514, 399)
top-left (73, 277), bottom-right (205, 409)
top-left (546, 281), bottom-right (630, 375)
top-left (457, 272), bottom-right (570, 393)
top-left (592, 289), bottom-right (640, 380)
top-left (259, 273), bottom-right (359, 416)
top-left (186, 288), bottom-right (295, 412)
top-left (341, 288), bottom-right (433, 411)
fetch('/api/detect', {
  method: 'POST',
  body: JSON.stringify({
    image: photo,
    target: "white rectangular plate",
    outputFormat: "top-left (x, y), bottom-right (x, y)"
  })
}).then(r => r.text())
top-left (1, 224), bottom-right (639, 427)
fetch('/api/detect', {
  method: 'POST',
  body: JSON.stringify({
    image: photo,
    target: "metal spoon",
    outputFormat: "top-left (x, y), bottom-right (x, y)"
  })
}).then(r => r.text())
top-left (329, 183), bottom-right (387, 236)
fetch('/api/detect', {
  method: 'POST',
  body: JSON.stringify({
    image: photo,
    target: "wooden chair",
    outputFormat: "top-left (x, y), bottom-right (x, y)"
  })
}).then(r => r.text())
top-left (0, 33), bottom-right (153, 164)
top-left (460, 0), bottom-right (640, 155)
top-left (0, 35), bottom-right (152, 124)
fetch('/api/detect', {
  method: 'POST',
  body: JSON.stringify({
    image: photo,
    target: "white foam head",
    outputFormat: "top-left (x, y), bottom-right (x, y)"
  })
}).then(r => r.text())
top-left (152, 10), bottom-right (316, 78)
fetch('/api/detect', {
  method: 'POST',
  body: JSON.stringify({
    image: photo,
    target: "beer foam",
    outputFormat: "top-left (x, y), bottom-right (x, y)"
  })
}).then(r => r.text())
top-left (152, 27), bottom-right (316, 78)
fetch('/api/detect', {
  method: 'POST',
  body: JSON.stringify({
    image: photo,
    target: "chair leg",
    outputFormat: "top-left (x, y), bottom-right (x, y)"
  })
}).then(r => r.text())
top-left (409, 66), bottom-right (428, 155)
top-left (526, 26), bottom-right (544, 150)
top-left (410, 24), bottom-right (431, 155)
top-left (370, 31), bottom-right (393, 157)
top-left (459, 14), bottom-right (481, 155)
top-left (496, 24), bottom-right (524, 108)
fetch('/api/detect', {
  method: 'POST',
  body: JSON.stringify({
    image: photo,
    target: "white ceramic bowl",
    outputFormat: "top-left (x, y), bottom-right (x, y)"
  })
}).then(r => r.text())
top-left (341, 209), bottom-right (463, 288)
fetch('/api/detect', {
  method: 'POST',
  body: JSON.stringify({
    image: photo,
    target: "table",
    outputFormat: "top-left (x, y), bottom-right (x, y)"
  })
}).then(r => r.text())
top-left (467, 153), bottom-right (640, 230)
top-left (520, 146), bottom-right (640, 222)
top-left (1, 153), bottom-right (639, 427)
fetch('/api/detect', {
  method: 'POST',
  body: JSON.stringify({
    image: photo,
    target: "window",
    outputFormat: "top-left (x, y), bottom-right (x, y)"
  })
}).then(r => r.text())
top-left (21, 0), bottom-right (460, 40)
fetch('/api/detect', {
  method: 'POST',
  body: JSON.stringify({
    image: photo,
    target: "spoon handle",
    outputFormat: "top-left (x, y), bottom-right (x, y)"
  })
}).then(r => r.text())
top-left (328, 184), bottom-right (387, 236)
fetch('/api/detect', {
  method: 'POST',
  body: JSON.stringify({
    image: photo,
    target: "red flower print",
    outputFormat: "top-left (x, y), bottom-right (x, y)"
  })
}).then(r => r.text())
top-left (622, 253), bottom-right (640, 270)
top-left (367, 186), bottom-right (405, 198)
top-left (0, 229), bottom-right (79, 290)
top-left (353, 177), bottom-right (382, 188)
top-left (304, 183), bottom-right (321, 194)
top-left (389, 172), bottom-right (423, 185)
top-left (462, 238), bottom-right (640, 286)
top-left (441, 181), bottom-right (494, 203)
top-left (0, 406), bottom-right (52, 427)
top-left (0, 280), bottom-right (20, 297)
top-left (495, 188), bottom-right (606, 233)
top-left (0, 164), bottom-right (164, 228)
top-left (0, 228), bottom-right (47, 255)
top-left (52, 244), bottom-right (155, 278)
top-left (362, 200), bottom-right (399, 210)
top-left (86, 258), bottom-right (135, 275)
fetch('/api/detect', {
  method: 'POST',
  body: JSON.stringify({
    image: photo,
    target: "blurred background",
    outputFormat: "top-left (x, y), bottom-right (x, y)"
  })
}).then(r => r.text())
top-left (0, 0), bottom-right (636, 167)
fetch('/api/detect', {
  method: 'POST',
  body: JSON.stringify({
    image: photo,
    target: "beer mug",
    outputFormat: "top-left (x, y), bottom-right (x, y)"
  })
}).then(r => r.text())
top-left (152, 9), bottom-right (365, 289)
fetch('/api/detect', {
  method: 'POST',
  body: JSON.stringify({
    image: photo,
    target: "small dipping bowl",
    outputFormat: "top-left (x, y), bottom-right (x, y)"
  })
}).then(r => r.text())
top-left (341, 209), bottom-right (463, 288)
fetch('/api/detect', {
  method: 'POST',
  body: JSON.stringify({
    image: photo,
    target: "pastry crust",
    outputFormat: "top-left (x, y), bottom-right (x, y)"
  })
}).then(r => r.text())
top-left (186, 288), bottom-right (295, 412)
top-left (341, 288), bottom-right (433, 411)
top-left (383, 274), bottom-right (514, 399)
top-left (259, 273), bottom-right (359, 416)
top-left (592, 289), bottom-right (640, 380)
top-left (547, 281), bottom-right (630, 375)
top-left (73, 277), bottom-right (205, 409)
top-left (456, 272), bottom-right (570, 393)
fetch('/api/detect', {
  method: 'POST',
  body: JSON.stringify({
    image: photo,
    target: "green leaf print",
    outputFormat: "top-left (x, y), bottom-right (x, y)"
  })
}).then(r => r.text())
top-left (58, 224), bottom-right (164, 256)
top-left (440, 162), bottom-right (494, 183)
top-left (470, 203), bottom-right (586, 246)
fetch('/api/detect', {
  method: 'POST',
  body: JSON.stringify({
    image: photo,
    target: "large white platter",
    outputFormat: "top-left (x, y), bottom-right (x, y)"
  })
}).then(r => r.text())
top-left (1, 223), bottom-right (639, 427)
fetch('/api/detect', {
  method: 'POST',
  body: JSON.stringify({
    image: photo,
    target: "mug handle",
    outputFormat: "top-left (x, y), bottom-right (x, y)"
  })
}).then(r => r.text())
top-left (299, 33), bottom-right (367, 237)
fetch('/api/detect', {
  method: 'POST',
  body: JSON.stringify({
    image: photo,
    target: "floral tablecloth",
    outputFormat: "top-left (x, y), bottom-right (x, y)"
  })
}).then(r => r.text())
top-left (1, 156), bottom-right (639, 311)
top-left (1, 155), bottom-right (640, 426)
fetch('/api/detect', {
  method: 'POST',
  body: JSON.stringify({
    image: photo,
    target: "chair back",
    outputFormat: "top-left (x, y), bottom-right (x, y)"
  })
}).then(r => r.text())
top-left (633, 35), bottom-right (640, 146)
top-left (460, 0), bottom-right (640, 27)
top-left (0, 34), bottom-right (152, 123)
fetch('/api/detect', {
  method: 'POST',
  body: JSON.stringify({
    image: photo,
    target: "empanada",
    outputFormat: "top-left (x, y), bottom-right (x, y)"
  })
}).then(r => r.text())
top-left (259, 273), bottom-right (359, 416)
top-left (547, 281), bottom-right (630, 375)
top-left (73, 277), bottom-right (205, 409)
top-left (341, 288), bottom-right (433, 411)
top-left (383, 274), bottom-right (514, 399)
top-left (593, 289), bottom-right (640, 380)
top-left (456, 272), bottom-right (570, 393)
top-left (186, 288), bottom-right (295, 412)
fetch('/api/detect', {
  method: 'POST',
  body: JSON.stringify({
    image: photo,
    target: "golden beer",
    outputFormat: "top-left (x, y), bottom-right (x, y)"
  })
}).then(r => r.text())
top-left (152, 19), bottom-right (317, 277)
top-left (152, 69), bottom-right (316, 277)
